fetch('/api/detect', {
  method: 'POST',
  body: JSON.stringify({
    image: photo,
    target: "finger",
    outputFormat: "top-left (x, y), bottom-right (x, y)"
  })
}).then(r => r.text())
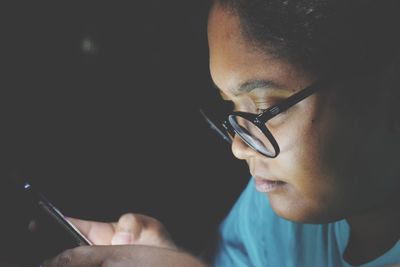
top-left (41, 246), bottom-right (108, 267)
top-left (111, 213), bottom-right (144, 245)
top-left (42, 245), bottom-right (206, 267)
top-left (66, 217), bottom-right (116, 245)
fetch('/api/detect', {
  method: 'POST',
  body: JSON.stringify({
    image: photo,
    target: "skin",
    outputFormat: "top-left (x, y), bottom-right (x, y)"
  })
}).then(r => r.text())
top-left (208, 3), bottom-right (400, 265)
top-left (41, 245), bottom-right (205, 267)
top-left (66, 215), bottom-right (176, 248)
top-left (40, 214), bottom-right (204, 267)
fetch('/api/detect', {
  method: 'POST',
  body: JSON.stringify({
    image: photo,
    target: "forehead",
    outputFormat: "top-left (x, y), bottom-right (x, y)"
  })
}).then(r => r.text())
top-left (207, 4), bottom-right (314, 94)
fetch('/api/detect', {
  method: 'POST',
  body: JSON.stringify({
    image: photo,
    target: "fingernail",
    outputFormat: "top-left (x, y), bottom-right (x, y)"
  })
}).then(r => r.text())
top-left (111, 232), bottom-right (133, 245)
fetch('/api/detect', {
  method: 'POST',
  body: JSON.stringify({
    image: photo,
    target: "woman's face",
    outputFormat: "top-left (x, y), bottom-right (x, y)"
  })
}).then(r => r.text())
top-left (208, 4), bottom-right (399, 223)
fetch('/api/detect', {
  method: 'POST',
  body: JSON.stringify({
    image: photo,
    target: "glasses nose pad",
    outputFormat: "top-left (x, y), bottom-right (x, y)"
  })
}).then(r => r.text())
top-left (221, 120), bottom-right (234, 143)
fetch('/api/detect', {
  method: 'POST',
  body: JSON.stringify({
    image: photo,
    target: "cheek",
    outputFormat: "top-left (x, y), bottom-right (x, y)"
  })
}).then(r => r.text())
top-left (276, 116), bottom-right (337, 194)
top-left (272, 101), bottom-right (329, 178)
top-left (267, 100), bottom-right (353, 222)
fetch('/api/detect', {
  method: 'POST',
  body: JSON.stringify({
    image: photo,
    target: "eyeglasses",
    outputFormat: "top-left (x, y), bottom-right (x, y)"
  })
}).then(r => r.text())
top-left (201, 81), bottom-right (324, 158)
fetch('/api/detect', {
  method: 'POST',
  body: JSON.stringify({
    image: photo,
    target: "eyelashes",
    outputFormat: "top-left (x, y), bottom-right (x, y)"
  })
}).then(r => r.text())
top-left (220, 96), bottom-right (288, 118)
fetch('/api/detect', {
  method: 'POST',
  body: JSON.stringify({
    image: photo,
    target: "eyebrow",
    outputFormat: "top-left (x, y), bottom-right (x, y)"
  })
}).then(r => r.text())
top-left (212, 79), bottom-right (286, 97)
top-left (234, 79), bottom-right (285, 96)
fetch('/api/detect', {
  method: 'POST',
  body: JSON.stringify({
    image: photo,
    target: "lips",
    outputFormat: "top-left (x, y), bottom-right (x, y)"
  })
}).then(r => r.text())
top-left (253, 176), bottom-right (286, 193)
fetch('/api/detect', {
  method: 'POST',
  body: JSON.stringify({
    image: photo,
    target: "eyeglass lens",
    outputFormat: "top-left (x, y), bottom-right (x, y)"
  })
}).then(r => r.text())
top-left (228, 115), bottom-right (275, 156)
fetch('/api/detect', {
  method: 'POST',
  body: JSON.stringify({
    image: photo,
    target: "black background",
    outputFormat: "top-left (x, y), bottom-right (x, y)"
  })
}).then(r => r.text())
top-left (1, 1), bottom-right (249, 265)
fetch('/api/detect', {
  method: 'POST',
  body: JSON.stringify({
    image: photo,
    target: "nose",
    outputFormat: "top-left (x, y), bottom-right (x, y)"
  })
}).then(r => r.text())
top-left (231, 134), bottom-right (258, 160)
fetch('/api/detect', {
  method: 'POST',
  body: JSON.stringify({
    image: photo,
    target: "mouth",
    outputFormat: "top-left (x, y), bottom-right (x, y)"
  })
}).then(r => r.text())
top-left (253, 176), bottom-right (287, 193)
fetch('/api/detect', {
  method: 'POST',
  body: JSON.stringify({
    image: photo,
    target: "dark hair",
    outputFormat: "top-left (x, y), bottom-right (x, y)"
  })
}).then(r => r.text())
top-left (215, 0), bottom-right (400, 78)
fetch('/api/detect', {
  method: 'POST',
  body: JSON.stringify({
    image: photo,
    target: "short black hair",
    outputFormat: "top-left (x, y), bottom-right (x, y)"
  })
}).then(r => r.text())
top-left (215, 0), bottom-right (400, 78)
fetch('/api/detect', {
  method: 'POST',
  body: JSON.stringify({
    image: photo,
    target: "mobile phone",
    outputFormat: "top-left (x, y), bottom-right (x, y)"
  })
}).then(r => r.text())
top-left (21, 181), bottom-right (92, 246)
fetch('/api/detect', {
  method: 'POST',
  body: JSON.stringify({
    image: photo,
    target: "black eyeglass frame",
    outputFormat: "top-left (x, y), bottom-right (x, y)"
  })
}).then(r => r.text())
top-left (221, 81), bottom-right (324, 158)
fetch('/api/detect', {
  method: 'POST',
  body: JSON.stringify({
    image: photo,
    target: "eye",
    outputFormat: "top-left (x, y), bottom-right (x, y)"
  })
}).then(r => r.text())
top-left (255, 107), bottom-right (267, 115)
top-left (254, 102), bottom-right (290, 124)
top-left (254, 101), bottom-right (276, 114)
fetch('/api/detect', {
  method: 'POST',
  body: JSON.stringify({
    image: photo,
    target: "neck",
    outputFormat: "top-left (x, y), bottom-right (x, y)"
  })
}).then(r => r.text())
top-left (344, 199), bottom-right (400, 265)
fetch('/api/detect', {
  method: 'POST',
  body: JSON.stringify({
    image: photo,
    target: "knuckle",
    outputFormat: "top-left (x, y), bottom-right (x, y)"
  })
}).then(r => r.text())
top-left (56, 247), bottom-right (90, 267)
top-left (146, 217), bottom-right (164, 232)
top-left (55, 249), bottom-right (74, 267)
top-left (119, 213), bottom-right (141, 225)
top-left (74, 245), bottom-right (93, 257)
top-left (57, 255), bottom-right (72, 267)
top-left (150, 221), bottom-right (165, 234)
top-left (141, 215), bottom-right (160, 229)
top-left (41, 247), bottom-right (93, 267)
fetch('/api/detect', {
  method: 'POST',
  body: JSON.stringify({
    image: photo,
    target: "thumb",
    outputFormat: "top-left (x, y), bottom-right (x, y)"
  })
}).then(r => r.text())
top-left (111, 213), bottom-right (143, 245)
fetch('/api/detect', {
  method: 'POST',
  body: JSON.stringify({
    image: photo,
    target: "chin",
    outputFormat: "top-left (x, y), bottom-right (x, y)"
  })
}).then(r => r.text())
top-left (267, 194), bottom-right (343, 224)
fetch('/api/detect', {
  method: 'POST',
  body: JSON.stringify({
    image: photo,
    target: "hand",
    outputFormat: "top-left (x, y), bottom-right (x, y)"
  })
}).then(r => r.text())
top-left (41, 245), bottom-right (206, 267)
top-left (68, 213), bottom-right (176, 249)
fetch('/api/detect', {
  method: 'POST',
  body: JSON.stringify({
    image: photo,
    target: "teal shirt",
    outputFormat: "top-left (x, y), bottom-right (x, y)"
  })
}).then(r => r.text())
top-left (213, 178), bottom-right (400, 267)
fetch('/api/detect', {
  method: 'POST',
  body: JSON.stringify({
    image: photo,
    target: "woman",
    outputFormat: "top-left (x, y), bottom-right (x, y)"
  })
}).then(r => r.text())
top-left (43, 0), bottom-right (400, 266)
